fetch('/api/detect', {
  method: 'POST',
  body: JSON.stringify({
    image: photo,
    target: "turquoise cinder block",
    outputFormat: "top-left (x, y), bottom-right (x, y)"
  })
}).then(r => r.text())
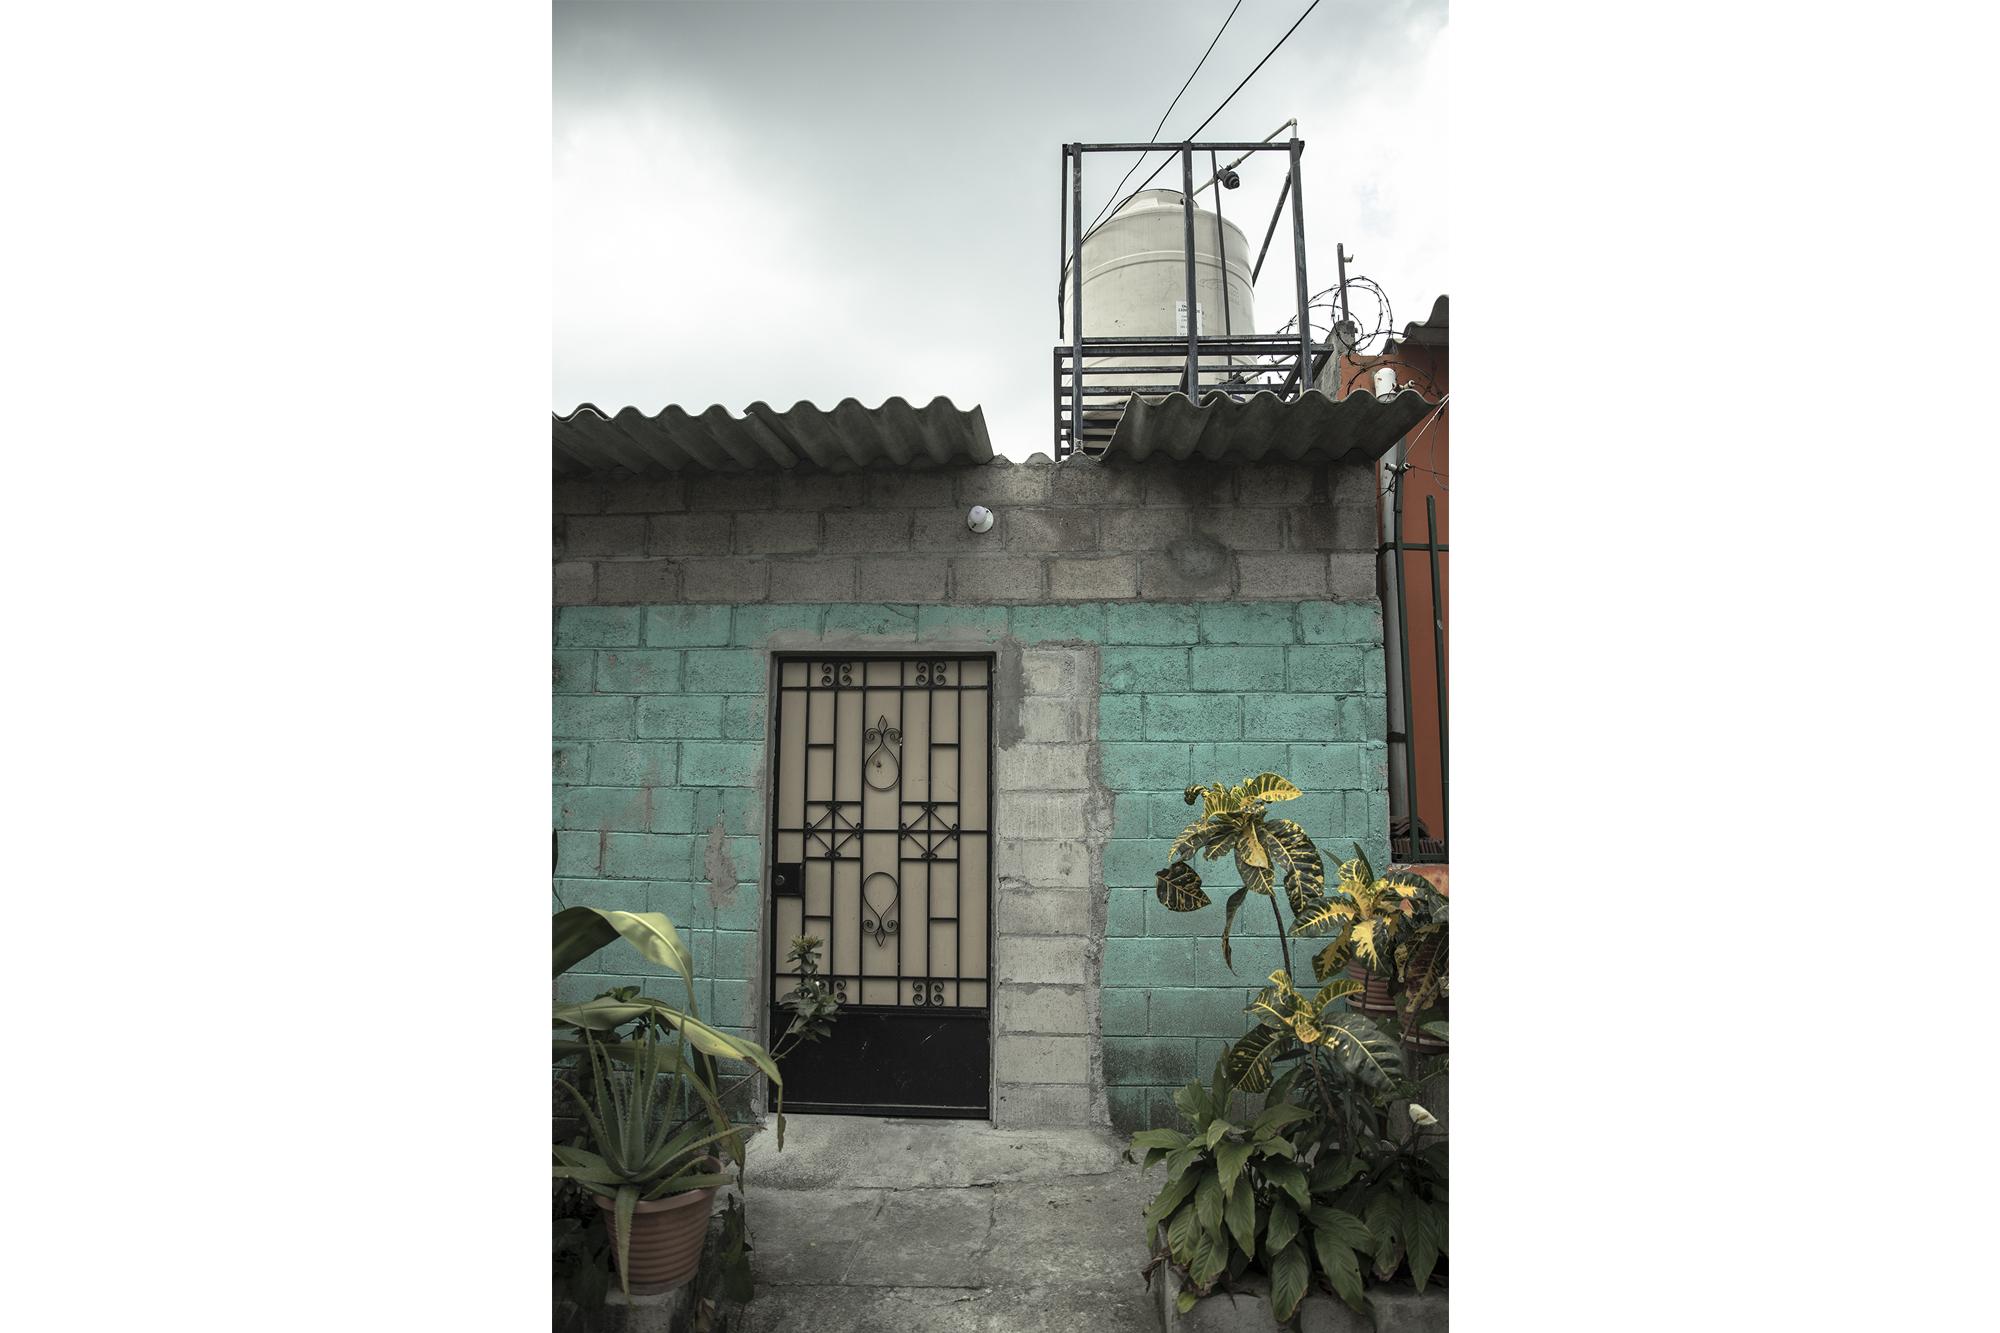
top-left (555, 831), bottom-right (601, 876)
top-left (1102, 987), bottom-right (1148, 1036)
top-left (1243, 694), bottom-right (1338, 740)
top-left (1106, 602), bottom-right (1199, 645)
top-left (1338, 694), bottom-right (1389, 741)
top-left (644, 605), bottom-right (731, 647)
top-left (1010, 603), bottom-right (1106, 643)
top-left (1299, 601), bottom-right (1381, 644)
top-left (721, 695), bottom-right (764, 739)
top-left (554, 696), bottom-right (634, 740)
top-left (1288, 742), bottom-right (1364, 791)
top-left (1187, 742), bottom-right (1291, 783)
top-left (1105, 1035), bottom-right (1203, 1087)
top-left (1098, 694), bottom-right (1143, 741)
top-left (684, 649), bottom-right (765, 693)
top-left (692, 787), bottom-right (763, 834)
top-left (916, 605), bottom-right (1009, 639)
top-left (602, 833), bottom-right (689, 882)
top-left (681, 741), bottom-right (761, 787)
top-left (1100, 742), bottom-right (1189, 791)
top-left (709, 929), bottom-right (758, 981)
top-left (823, 604), bottom-right (918, 637)
top-left (1107, 887), bottom-right (1148, 937)
top-left (638, 695), bottom-right (724, 739)
top-left (1284, 645), bottom-right (1365, 693)
top-left (1103, 935), bottom-right (1193, 986)
top-left (647, 787), bottom-right (696, 835)
top-left (1198, 603), bottom-right (1296, 645)
top-left (588, 742), bottom-right (676, 788)
top-left (1100, 646), bottom-right (1190, 694)
top-left (597, 650), bottom-right (684, 694)
top-left (1107, 1085), bottom-right (1150, 1133)
top-left (733, 604), bottom-right (827, 643)
top-left (557, 606), bottom-right (643, 647)
top-left (1144, 693), bottom-right (1238, 741)
top-left (553, 651), bottom-right (594, 694)
top-left (713, 885), bottom-right (762, 932)
top-left (553, 745), bottom-right (589, 786)
top-left (557, 787), bottom-right (653, 833)
top-left (1188, 645), bottom-right (1286, 691)
top-left (1103, 838), bottom-right (1163, 889)
top-left (1149, 987), bottom-right (1255, 1037)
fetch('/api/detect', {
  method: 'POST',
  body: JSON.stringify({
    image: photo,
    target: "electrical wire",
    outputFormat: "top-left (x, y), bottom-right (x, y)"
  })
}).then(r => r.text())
top-left (1079, 0), bottom-right (1243, 246)
top-left (1059, 0), bottom-right (1324, 301)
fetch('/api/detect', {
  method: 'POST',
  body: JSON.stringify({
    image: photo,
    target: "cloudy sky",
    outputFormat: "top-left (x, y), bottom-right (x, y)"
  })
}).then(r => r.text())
top-left (554, 0), bottom-right (1447, 460)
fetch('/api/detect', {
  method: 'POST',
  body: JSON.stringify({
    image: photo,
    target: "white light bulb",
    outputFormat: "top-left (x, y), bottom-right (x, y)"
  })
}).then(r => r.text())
top-left (967, 505), bottom-right (995, 534)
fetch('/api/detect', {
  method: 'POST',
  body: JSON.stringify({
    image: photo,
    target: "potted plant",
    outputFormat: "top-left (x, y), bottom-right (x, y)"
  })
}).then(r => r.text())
top-left (550, 906), bottom-right (840, 1304)
top-left (554, 1025), bottom-right (741, 1294)
top-left (1140, 773), bottom-right (1448, 1322)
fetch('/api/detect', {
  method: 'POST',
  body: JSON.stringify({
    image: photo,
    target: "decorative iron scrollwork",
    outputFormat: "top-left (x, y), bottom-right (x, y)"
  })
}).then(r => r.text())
top-left (863, 715), bottom-right (903, 790)
top-left (861, 871), bottom-right (900, 947)
top-left (803, 802), bottom-right (862, 859)
top-left (819, 661), bottom-right (854, 687)
top-left (914, 660), bottom-right (949, 686)
top-left (911, 981), bottom-right (946, 1007)
top-left (899, 801), bottom-right (960, 861)
top-left (831, 978), bottom-right (848, 1002)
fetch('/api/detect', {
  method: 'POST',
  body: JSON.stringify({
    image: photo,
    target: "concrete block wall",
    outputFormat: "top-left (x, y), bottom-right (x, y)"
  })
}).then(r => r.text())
top-left (554, 456), bottom-right (1390, 1135)
top-left (555, 455), bottom-right (1379, 608)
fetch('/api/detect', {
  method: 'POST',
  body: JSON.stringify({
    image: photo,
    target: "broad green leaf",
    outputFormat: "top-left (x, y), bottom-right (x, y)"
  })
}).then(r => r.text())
top-left (1264, 819), bottom-right (1326, 914)
top-left (1214, 1138), bottom-right (1254, 1196)
top-left (1266, 1194), bottom-right (1300, 1255)
top-left (1163, 1143), bottom-right (1203, 1181)
top-left (1128, 1128), bottom-right (1188, 1157)
top-left (1313, 1221), bottom-right (1366, 1311)
top-left (1264, 1160), bottom-right (1310, 1210)
top-left (1175, 1290), bottom-right (1199, 1314)
top-left (1251, 1102), bottom-right (1311, 1138)
top-left (1191, 1223), bottom-right (1229, 1288)
top-left (1193, 1170), bottom-right (1224, 1233)
top-left (1237, 772), bottom-right (1302, 805)
top-left (1156, 860), bottom-right (1211, 912)
top-left (1307, 1205), bottom-right (1374, 1252)
top-left (1268, 1240), bottom-right (1310, 1321)
top-left (1219, 885), bottom-right (1251, 971)
top-left (1311, 933), bottom-right (1353, 982)
top-left (1316, 1012), bottom-right (1406, 1091)
top-left (1172, 1078), bottom-right (1214, 1124)
top-left (553, 907), bottom-right (692, 981)
top-left (1407, 1201), bottom-right (1442, 1292)
top-left (1293, 897), bottom-right (1358, 938)
top-left (1236, 820), bottom-right (1271, 869)
top-left (554, 997), bottom-right (783, 1089)
top-left (1223, 1177), bottom-right (1257, 1257)
top-left (1309, 1153), bottom-right (1360, 1194)
top-left (1224, 1026), bottom-right (1281, 1092)
top-left (1142, 1170), bottom-right (1201, 1243)
top-left (1167, 1201), bottom-right (1201, 1265)
top-left (1204, 1118), bottom-right (1233, 1150)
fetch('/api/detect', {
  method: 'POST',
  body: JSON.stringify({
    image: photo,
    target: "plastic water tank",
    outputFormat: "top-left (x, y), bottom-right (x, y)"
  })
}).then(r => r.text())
top-left (1061, 189), bottom-right (1258, 443)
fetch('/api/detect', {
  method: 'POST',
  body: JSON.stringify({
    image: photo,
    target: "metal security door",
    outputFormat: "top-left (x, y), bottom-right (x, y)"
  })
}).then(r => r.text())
top-left (766, 655), bottom-right (993, 1117)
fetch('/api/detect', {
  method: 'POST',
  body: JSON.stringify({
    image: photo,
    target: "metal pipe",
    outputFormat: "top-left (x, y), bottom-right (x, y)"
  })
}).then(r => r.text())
top-left (1077, 141), bottom-right (1296, 152)
top-left (1251, 173), bottom-right (1291, 285)
top-left (1210, 151), bottom-right (1233, 346)
top-left (1058, 146), bottom-right (1067, 339)
top-left (1069, 143), bottom-right (1084, 459)
top-left (1391, 467), bottom-right (1421, 852)
top-left (1289, 137), bottom-right (1311, 398)
top-left (1194, 119), bottom-right (1299, 192)
top-left (1427, 492), bottom-right (1448, 856)
top-left (1181, 148), bottom-right (1199, 398)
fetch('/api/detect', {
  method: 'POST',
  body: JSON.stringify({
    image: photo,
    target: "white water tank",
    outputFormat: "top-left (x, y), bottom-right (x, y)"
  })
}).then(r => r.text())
top-left (1062, 189), bottom-right (1258, 446)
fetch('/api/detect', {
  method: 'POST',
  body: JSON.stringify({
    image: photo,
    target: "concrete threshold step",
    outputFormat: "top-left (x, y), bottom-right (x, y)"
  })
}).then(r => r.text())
top-left (749, 1113), bottom-right (1127, 1191)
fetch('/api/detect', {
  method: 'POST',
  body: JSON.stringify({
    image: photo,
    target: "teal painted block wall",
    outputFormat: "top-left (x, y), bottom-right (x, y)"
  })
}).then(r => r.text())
top-left (553, 599), bottom-right (1388, 1133)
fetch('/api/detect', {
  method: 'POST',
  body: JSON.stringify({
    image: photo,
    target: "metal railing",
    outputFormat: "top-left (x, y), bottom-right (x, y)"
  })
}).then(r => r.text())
top-left (1054, 139), bottom-right (1316, 458)
top-left (1384, 477), bottom-right (1448, 864)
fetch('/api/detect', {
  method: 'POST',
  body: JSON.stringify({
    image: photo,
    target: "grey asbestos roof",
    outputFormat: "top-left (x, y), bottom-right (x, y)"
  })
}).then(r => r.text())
top-left (1385, 295), bottom-right (1448, 352)
top-left (553, 383), bottom-right (1439, 475)
top-left (552, 396), bottom-right (993, 476)
top-left (1092, 386), bottom-right (1438, 465)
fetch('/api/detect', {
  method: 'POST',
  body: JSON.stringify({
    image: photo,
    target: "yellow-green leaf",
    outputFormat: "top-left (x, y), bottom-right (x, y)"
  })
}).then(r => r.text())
top-left (1156, 860), bottom-right (1210, 912)
top-left (1237, 772), bottom-right (1302, 804)
top-left (1269, 1241), bottom-right (1310, 1321)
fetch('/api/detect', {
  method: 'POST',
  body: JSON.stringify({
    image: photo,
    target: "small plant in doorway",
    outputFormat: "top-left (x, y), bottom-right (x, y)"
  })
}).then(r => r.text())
top-left (550, 906), bottom-right (839, 1307)
top-left (1135, 773), bottom-right (1449, 1319)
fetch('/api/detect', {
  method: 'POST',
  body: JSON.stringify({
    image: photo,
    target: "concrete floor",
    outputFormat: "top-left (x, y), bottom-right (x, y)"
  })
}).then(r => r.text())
top-left (734, 1114), bottom-right (1159, 1333)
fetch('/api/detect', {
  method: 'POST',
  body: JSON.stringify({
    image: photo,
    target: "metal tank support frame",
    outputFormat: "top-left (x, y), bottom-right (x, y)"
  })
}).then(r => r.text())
top-left (1054, 137), bottom-right (1316, 459)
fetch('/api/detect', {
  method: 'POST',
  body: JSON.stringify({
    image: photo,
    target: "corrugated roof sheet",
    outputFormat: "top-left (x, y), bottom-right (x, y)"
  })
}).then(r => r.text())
top-left (552, 396), bottom-right (992, 476)
top-left (1385, 295), bottom-right (1448, 352)
top-left (1092, 386), bottom-right (1438, 465)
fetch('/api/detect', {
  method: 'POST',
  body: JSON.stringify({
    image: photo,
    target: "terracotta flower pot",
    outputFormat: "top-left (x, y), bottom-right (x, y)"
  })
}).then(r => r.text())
top-left (593, 1157), bottom-right (723, 1294)
top-left (1347, 961), bottom-right (1399, 1016)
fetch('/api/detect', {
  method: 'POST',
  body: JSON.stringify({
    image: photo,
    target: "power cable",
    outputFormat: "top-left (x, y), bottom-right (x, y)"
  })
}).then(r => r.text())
top-left (1080, 0), bottom-right (1243, 245)
top-left (1059, 0), bottom-right (1324, 302)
